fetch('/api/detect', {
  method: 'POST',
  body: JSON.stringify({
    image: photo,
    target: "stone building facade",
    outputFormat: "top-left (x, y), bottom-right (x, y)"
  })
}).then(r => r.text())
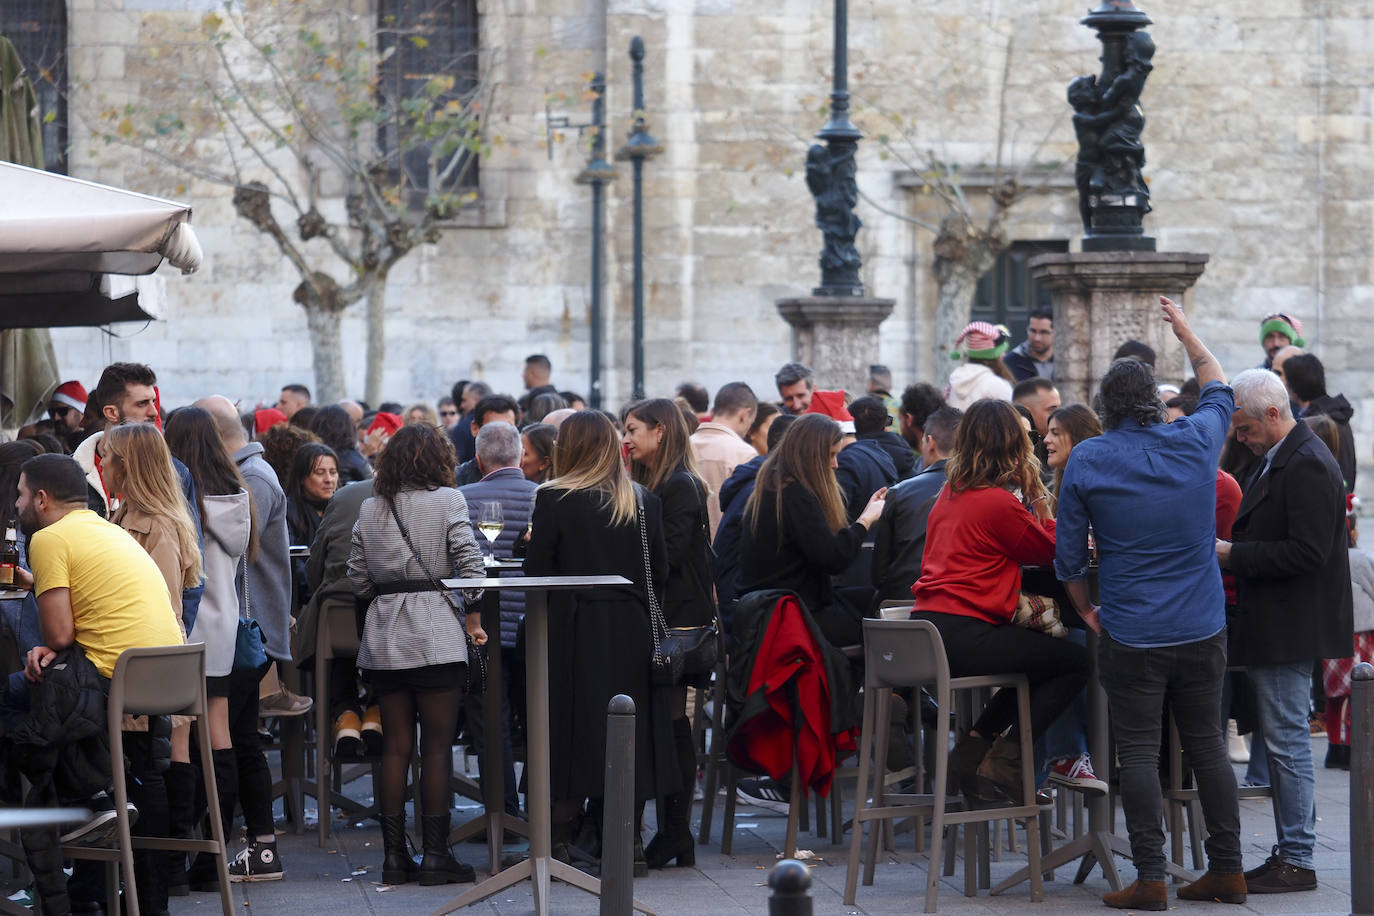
top-left (36, 0), bottom-right (1374, 494)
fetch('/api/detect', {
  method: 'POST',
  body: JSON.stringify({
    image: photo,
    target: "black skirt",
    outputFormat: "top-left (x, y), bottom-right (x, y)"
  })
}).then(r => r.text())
top-left (364, 662), bottom-right (467, 696)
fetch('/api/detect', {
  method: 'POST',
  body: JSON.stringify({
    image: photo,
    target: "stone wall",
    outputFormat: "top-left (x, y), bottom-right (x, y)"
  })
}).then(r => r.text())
top-left (48, 0), bottom-right (1374, 499)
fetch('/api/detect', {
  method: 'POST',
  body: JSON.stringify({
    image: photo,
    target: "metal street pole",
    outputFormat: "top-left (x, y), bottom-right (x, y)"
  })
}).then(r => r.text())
top-left (577, 72), bottom-right (616, 408)
top-left (617, 36), bottom-right (662, 401)
top-left (808, 0), bottom-right (865, 297)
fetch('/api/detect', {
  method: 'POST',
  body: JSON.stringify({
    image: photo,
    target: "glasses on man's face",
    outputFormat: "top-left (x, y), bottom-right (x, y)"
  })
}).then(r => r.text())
top-left (50, 406), bottom-right (71, 418)
top-left (440, 410), bottom-right (458, 419)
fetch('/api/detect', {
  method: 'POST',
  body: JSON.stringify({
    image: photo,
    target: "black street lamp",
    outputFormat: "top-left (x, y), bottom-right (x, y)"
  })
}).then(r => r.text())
top-left (576, 72), bottom-right (616, 408)
top-left (807, 0), bottom-right (865, 297)
top-left (616, 36), bottom-right (662, 401)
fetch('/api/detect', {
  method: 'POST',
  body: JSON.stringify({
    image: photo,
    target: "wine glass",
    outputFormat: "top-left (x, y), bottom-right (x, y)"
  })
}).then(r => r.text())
top-left (477, 501), bottom-right (504, 565)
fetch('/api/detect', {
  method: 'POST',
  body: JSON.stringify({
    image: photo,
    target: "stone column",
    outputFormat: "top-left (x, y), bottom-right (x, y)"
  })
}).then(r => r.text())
top-left (775, 295), bottom-right (895, 398)
top-left (1028, 252), bottom-right (1208, 407)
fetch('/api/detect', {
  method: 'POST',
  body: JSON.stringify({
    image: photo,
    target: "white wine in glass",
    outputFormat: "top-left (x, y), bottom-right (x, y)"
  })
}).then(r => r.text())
top-left (477, 502), bottom-right (504, 548)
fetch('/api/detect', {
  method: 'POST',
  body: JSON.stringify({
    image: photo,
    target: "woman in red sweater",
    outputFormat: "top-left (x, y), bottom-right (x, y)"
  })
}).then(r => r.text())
top-left (911, 399), bottom-right (1090, 802)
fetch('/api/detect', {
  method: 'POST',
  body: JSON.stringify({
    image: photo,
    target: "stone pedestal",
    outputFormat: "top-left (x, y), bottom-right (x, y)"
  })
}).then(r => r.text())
top-left (775, 296), bottom-right (895, 398)
top-left (1028, 252), bottom-right (1208, 407)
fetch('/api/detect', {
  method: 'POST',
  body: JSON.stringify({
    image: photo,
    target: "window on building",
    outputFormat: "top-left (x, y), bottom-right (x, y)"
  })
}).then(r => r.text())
top-left (0, 0), bottom-right (68, 174)
top-left (376, 0), bottom-right (479, 206)
top-left (971, 239), bottom-right (1068, 345)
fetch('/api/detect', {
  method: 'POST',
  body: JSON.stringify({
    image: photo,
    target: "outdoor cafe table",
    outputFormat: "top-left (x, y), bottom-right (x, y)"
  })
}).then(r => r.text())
top-left (429, 574), bottom-right (654, 916)
top-left (989, 568), bottom-right (1197, 895)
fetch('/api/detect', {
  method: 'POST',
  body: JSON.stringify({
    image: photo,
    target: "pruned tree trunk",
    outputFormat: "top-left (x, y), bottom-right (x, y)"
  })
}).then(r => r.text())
top-left (363, 275), bottom-right (387, 408)
top-left (295, 275), bottom-right (346, 403)
top-left (932, 262), bottom-right (986, 387)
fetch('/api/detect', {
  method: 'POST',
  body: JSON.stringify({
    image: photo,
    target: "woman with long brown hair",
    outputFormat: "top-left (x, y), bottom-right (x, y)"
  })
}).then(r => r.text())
top-left (1044, 404), bottom-right (1105, 502)
top-left (348, 423), bottom-right (486, 887)
top-left (737, 413), bottom-right (887, 647)
top-left (623, 398), bottom-right (714, 868)
top-left (164, 406), bottom-right (279, 885)
top-left (525, 409), bottom-right (673, 872)
top-left (911, 399), bottom-right (1089, 803)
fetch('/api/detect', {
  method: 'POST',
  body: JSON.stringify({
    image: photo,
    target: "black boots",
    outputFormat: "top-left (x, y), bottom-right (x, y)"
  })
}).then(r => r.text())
top-left (165, 761), bottom-right (199, 896)
top-left (418, 813), bottom-right (475, 885)
top-left (645, 718), bottom-right (696, 869)
top-left (380, 814), bottom-right (419, 885)
top-left (188, 748), bottom-right (237, 891)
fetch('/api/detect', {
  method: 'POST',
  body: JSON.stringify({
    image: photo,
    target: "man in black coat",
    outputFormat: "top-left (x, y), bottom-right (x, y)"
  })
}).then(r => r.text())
top-left (850, 395), bottom-right (915, 481)
top-left (871, 406), bottom-right (961, 601)
top-left (1218, 368), bottom-right (1353, 895)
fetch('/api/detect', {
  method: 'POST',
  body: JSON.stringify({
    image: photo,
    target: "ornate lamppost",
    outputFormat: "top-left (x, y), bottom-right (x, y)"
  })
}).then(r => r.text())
top-left (616, 36), bottom-right (662, 401)
top-left (807, 0), bottom-right (865, 296)
top-left (576, 72), bottom-right (616, 408)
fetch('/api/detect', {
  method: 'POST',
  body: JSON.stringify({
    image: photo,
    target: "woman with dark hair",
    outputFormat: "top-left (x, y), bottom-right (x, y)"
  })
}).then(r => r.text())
top-left (738, 413), bottom-right (887, 647)
top-left (519, 422), bottom-right (556, 483)
top-left (164, 406), bottom-right (282, 883)
top-left (912, 399), bottom-right (1089, 803)
top-left (289, 404), bottom-right (320, 431)
top-left (746, 402), bottom-right (781, 455)
top-left (285, 442), bottom-right (339, 611)
top-left (1044, 404), bottom-right (1105, 502)
top-left (310, 404), bottom-right (371, 484)
top-left (624, 398), bottom-right (714, 868)
top-left (524, 410), bottom-right (673, 871)
top-left (526, 391), bottom-right (568, 425)
top-left (258, 423), bottom-right (320, 490)
top-left (348, 424), bottom-right (486, 887)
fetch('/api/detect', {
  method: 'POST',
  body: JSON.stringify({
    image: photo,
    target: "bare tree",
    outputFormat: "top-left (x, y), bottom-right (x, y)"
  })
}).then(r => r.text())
top-left (851, 28), bottom-right (1070, 382)
top-left (82, 0), bottom-right (497, 402)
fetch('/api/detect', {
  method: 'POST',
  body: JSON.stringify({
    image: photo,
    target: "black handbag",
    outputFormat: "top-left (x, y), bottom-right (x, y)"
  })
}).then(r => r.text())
top-left (386, 500), bottom-right (487, 696)
top-left (637, 489), bottom-right (720, 686)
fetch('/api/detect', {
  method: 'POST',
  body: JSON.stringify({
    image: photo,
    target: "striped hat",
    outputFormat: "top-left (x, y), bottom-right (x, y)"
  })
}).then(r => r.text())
top-left (1259, 313), bottom-right (1304, 348)
top-left (951, 322), bottom-right (1011, 360)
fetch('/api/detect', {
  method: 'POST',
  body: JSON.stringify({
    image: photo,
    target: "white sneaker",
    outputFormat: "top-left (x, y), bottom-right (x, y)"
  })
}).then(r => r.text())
top-left (1226, 719), bottom-right (1250, 764)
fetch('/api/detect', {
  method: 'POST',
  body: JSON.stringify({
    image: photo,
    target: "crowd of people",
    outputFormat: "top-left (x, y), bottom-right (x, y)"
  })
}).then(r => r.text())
top-left (0, 300), bottom-right (1366, 913)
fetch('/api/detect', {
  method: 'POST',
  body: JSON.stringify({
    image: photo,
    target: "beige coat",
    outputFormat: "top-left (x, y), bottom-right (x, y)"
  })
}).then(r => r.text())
top-left (689, 421), bottom-right (758, 539)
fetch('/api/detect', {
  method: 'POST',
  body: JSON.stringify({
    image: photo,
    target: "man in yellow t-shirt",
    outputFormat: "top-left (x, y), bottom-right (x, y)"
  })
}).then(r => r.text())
top-left (15, 454), bottom-right (183, 682)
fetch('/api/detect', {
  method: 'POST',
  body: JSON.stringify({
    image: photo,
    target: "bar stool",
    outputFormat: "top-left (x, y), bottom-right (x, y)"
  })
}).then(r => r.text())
top-left (61, 644), bottom-right (234, 916)
top-left (843, 618), bottom-right (1043, 913)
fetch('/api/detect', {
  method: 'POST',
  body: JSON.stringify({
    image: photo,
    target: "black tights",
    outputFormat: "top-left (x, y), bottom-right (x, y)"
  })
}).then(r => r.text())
top-left (377, 686), bottom-right (464, 816)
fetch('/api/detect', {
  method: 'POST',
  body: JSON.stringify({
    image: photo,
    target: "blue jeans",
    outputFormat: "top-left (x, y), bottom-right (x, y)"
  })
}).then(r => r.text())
top-left (1034, 629), bottom-right (1089, 784)
top-left (1248, 661), bottom-right (1317, 868)
top-left (1099, 632), bottom-right (1242, 881)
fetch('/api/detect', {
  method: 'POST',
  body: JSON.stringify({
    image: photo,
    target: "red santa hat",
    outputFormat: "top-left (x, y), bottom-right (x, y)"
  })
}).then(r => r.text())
top-left (368, 412), bottom-right (404, 437)
top-left (805, 389), bottom-right (856, 434)
top-left (50, 380), bottom-right (87, 414)
top-left (254, 407), bottom-right (288, 436)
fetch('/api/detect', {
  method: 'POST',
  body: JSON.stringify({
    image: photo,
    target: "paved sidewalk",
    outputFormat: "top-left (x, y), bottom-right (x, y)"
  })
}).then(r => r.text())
top-left (3, 735), bottom-right (1356, 914)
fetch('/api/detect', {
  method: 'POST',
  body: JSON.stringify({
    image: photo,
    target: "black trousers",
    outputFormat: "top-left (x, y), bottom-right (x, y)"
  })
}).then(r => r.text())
top-left (227, 665), bottom-right (275, 838)
top-left (910, 611), bottom-right (1089, 740)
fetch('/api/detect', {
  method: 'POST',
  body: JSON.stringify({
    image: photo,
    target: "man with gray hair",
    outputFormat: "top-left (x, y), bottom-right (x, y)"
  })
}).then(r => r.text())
top-left (774, 362), bottom-right (815, 414)
top-left (1056, 298), bottom-right (1244, 910)
top-left (458, 420), bottom-right (535, 818)
top-left (1216, 368), bottom-right (1352, 894)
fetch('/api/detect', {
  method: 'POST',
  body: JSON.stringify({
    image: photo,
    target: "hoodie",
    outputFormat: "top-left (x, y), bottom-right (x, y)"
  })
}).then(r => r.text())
top-left (1303, 394), bottom-right (1357, 493)
top-left (192, 489), bottom-right (252, 677)
top-left (945, 363), bottom-right (1013, 410)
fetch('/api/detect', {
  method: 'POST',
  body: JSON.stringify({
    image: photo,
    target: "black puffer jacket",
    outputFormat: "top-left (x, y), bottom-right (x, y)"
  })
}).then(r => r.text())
top-left (1303, 394), bottom-right (1357, 493)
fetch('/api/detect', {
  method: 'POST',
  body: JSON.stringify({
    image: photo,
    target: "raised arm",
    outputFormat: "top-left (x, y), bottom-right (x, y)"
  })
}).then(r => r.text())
top-left (1161, 297), bottom-right (1225, 389)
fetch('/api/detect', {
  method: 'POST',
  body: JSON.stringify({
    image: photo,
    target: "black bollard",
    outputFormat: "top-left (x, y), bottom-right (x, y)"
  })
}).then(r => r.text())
top-left (1352, 662), bottom-right (1373, 916)
top-left (600, 695), bottom-right (636, 916)
top-left (768, 859), bottom-right (812, 916)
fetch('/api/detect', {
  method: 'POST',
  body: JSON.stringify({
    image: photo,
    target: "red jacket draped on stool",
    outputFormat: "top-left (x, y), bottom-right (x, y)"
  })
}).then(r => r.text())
top-left (725, 590), bottom-right (859, 797)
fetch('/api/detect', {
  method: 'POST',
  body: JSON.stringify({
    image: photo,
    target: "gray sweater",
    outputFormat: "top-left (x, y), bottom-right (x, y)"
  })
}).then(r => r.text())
top-left (234, 443), bottom-right (294, 662)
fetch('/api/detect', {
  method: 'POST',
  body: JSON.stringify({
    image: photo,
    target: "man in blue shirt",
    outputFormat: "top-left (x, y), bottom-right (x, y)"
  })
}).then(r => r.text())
top-left (1056, 298), bottom-right (1245, 911)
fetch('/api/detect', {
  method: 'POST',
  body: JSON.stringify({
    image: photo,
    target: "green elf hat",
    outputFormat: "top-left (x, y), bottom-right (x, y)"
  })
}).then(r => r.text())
top-left (950, 321), bottom-right (1011, 360)
top-left (1259, 312), bottom-right (1305, 349)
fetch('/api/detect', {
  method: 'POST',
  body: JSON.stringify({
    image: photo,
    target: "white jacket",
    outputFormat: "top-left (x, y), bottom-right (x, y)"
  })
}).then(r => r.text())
top-left (72, 431), bottom-right (109, 513)
top-left (946, 363), bottom-right (1014, 410)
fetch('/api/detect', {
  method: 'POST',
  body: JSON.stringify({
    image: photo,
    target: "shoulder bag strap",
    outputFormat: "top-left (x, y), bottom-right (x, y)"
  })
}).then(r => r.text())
top-left (240, 554), bottom-right (252, 621)
top-left (387, 498), bottom-right (465, 616)
top-left (636, 487), bottom-right (669, 665)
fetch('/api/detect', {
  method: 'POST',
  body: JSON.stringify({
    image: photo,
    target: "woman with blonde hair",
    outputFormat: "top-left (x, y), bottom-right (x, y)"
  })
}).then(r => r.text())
top-left (738, 413), bottom-right (887, 647)
top-left (912, 399), bottom-right (1089, 803)
top-left (405, 402), bottom-right (440, 428)
top-left (525, 410), bottom-right (673, 871)
top-left (623, 398), bottom-right (714, 867)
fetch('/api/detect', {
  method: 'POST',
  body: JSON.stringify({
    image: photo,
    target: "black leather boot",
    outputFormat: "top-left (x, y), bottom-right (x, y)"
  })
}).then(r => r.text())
top-left (188, 749), bottom-right (237, 892)
top-left (380, 813), bottom-right (418, 885)
top-left (165, 761), bottom-right (198, 896)
top-left (417, 814), bottom-right (475, 885)
top-left (645, 718), bottom-right (696, 868)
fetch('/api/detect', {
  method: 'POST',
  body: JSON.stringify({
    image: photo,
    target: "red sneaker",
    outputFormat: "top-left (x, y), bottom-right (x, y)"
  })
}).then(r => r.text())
top-left (1047, 753), bottom-right (1108, 796)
